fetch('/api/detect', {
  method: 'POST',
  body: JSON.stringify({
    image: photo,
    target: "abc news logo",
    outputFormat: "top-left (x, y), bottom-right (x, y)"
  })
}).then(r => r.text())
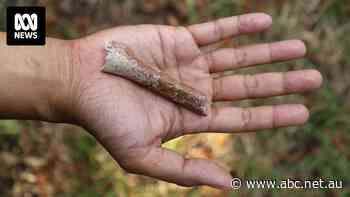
top-left (15, 13), bottom-right (38, 33)
top-left (7, 7), bottom-right (45, 45)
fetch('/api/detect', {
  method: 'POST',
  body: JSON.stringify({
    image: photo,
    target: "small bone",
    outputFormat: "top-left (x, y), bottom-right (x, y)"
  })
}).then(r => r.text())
top-left (102, 41), bottom-right (209, 116)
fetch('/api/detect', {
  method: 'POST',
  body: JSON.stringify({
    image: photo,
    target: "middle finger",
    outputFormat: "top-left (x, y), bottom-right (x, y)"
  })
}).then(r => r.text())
top-left (212, 69), bottom-right (322, 101)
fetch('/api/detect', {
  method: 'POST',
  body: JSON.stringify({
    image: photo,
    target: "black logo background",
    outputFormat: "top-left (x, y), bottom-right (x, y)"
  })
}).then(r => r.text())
top-left (6, 7), bottom-right (45, 45)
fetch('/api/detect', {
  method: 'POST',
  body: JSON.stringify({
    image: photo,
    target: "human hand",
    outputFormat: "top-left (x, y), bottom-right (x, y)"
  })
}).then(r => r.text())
top-left (67, 13), bottom-right (322, 189)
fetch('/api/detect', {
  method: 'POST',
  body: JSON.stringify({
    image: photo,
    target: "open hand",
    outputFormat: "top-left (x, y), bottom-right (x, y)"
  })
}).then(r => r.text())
top-left (68, 13), bottom-right (322, 189)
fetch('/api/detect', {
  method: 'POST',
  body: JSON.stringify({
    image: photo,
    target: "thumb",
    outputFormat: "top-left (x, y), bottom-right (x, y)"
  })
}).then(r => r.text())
top-left (118, 146), bottom-right (233, 189)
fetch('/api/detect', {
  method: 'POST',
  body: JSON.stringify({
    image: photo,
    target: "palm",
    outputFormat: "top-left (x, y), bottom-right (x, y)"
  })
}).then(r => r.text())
top-left (72, 14), bottom-right (322, 188)
top-left (77, 24), bottom-right (213, 145)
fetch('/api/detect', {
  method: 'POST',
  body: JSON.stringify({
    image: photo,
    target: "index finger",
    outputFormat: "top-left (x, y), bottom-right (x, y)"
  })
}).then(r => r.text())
top-left (187, 13), bottom-right (272, 46)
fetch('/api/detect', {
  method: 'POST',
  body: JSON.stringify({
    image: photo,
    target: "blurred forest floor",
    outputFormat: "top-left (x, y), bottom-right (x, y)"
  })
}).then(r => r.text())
top-left (0, 0), bottom-right (350, 196)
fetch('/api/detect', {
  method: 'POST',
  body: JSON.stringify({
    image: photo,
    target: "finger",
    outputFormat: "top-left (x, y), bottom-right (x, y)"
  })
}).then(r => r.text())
top-left (187, 13), bottom-right (272, 46)
top-left (187, 104), bottom-right (309, 134)
top-left (121, 147), bottom-right (233, 189)
top-left (206, 40), bottom-right (307, 73)
top-left (213, 69), bottom-right (323, 101)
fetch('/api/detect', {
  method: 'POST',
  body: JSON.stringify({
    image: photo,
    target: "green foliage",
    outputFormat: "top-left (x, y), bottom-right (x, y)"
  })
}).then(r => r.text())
top-left (211, 0), bottom-right (239, 18)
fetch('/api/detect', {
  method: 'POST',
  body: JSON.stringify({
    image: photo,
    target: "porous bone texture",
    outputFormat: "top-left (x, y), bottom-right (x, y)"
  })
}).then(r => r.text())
top-left (102, 41), bottom-right (209, 116)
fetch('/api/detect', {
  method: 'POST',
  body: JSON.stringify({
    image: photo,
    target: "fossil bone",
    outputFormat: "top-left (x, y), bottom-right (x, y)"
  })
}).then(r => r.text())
top-left (102, 41), bottom-right (209, 116)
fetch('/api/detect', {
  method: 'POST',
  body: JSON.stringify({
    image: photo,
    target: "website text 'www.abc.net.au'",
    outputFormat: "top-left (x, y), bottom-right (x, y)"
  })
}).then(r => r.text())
top-left (231, 178), bottom-right (344, 190)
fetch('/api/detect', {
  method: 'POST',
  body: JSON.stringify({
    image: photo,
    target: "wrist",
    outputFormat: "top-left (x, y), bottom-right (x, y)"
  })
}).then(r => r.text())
top-left (0, 35), bottom-right (75, 122)
top-left (43, 39), bottom-right (79, 123)
top-left (21, 38), bottom-right (78, 123)
top-left (51, 38), bottom-right (92, 125)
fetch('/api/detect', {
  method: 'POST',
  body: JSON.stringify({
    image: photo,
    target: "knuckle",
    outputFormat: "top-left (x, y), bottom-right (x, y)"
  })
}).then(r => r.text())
top-left (234, 48), bottom-right (247, 66)
top-left (205, 52), bottom-right (215, 69)
top-left (241, 108), bottom-right (253, 130)
top-left (213, 78), bottom-right (225, 100)
top-left (213, 19), bottom-right (223, 41)
top-left (207, 107), bottom-right (218, 131)
top-left (271, 106), bottom-right (277, 128)
top-left (243, 74), bottom-right (259, 97)
top-left (267, 43), bottom-right (273, 62)
top-left (236, 15), bottom-right (243, 34)
top-left (237, 14), bottom-right (253, 33)
top-left (281, 72), bottom-right (290, 93)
